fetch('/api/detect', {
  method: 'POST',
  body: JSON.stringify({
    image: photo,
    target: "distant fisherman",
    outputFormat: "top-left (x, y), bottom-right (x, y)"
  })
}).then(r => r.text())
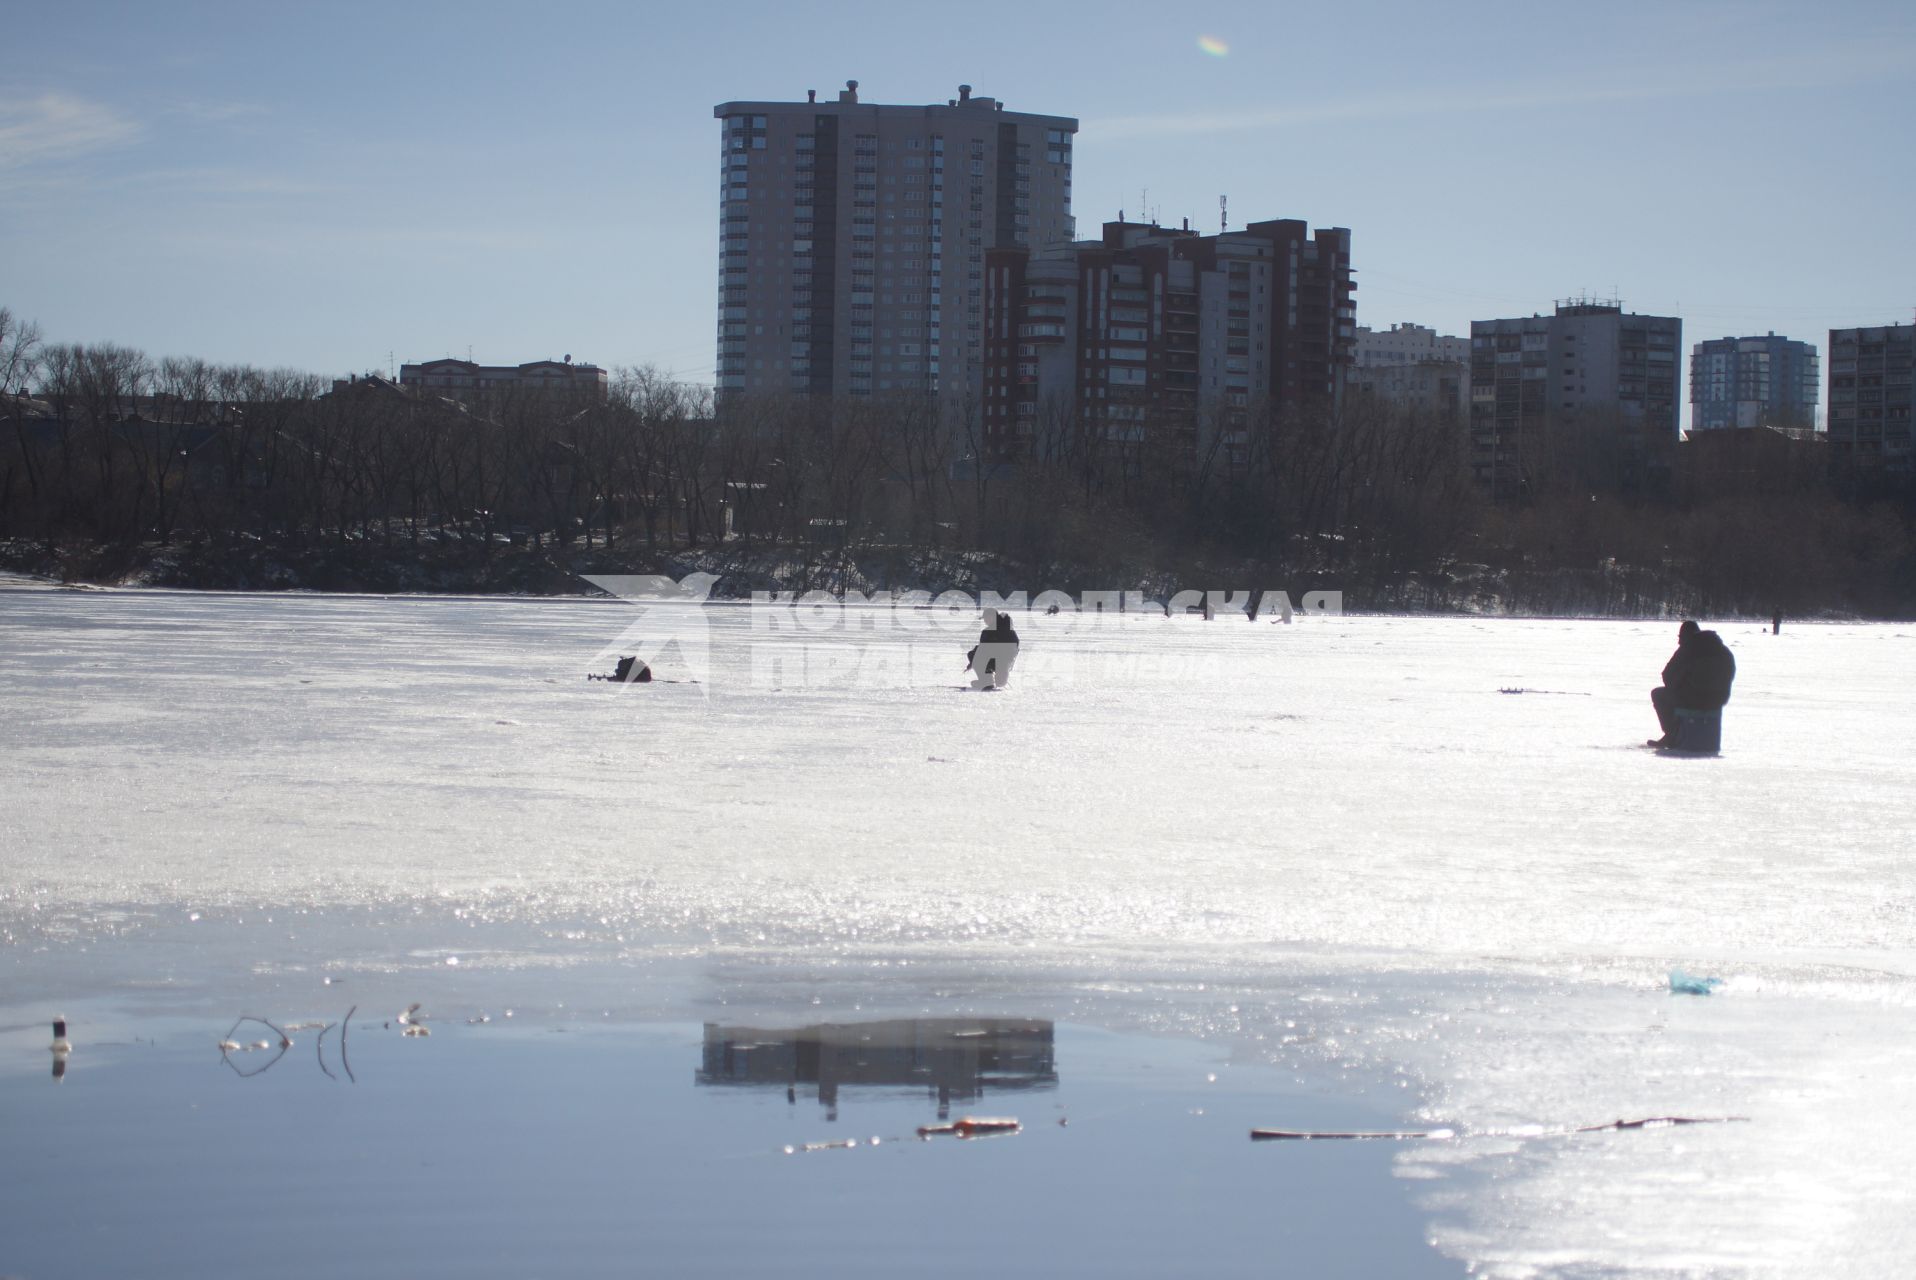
top-left (966, 609), bottom-right (1020, 690)
top-left (589, 655), bottom-right (651, 683)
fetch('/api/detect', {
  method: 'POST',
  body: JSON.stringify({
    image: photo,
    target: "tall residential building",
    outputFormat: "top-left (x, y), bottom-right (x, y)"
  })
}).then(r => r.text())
top-left (983, 221), bottom-right (1208, 467)
top-left (982, 217), bottom-right (1354, 468)
top-left (1826, 323), bottom-right (1914, 468)
top-left (713, 81), bottom-right (1076, 402)
top-left (1689, 334), bottom-right (1818, 432)
top-left (1469, 299), bottom-right (1681, 496)
top-left (1353, 322), bottom-right (1469, 421)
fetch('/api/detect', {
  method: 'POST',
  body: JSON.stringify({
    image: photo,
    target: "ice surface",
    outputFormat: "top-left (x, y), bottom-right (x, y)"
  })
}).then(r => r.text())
top-left (4, 585), bottom-right (1915, 1277)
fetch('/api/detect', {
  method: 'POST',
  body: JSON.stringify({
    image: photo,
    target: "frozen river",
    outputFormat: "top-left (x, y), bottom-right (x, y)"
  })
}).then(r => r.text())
top-left (3, 583), bottom-right (1914, 1277)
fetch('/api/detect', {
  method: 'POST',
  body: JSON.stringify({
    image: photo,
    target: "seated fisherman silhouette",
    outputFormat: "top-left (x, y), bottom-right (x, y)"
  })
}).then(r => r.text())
top-left (1649, 620), bottom-right (1734, 748)
top-left (966, 608), bottom-right (1020, 690)
top-left (589, 655), bottom-right (652, 683)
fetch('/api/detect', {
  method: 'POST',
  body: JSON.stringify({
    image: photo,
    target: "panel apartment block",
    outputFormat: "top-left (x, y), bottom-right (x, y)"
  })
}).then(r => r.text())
top-left (1354, 322), bottom-right (1470, 368)
top-left (714, 82), bottom-right (1076, 402)
top-left (1469, 300), bottom-right (1681, 496)
top-left (1826, 323), bottom-right (1914, 468)
top-left (1690, 334), bottom-right (1818, 432)
top-left (1353, 322), bottom-right (1470, 421)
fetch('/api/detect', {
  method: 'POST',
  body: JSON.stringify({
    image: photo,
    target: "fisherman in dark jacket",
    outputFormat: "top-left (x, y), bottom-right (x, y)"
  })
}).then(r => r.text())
top-left (1649, 620), bottom-right (1734, 746)
top-left (967, 608), bottom-right (1021, 689)
top-left (989, 610), bottom-right (1019, 687)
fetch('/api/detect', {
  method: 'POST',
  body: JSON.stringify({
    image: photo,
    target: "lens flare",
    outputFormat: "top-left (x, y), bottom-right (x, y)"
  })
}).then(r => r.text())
top-left (1197, 35), bottom-right (1229, 57)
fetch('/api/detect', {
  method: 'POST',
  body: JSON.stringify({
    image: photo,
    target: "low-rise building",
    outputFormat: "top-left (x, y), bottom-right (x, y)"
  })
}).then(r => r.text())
top-left (397, 357), bottom-right (608, 403)
top-left (1677, 423), bottom-right (1824, 500)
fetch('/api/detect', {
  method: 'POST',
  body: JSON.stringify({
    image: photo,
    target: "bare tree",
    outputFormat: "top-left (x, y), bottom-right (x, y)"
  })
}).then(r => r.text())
top-left (1, 307), bottom-right (48, 534)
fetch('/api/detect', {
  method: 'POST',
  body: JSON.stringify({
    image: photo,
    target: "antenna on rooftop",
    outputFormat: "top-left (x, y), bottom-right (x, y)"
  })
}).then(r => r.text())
top-left (1220, 194), bottom-right (1227, 234)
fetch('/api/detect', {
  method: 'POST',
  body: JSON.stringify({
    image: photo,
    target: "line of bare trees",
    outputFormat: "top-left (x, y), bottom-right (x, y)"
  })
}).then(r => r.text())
top-left (2, 306), bottom-right (1476, 584)
top-left (3, 305), bottom-right (1912, 612)
top-left (0, 315), bottom-right (725, 556)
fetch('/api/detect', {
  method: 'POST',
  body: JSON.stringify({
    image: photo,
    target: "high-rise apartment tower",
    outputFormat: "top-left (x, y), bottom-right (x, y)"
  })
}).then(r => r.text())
top-left (714, 82), bottom-right (1076, 401)
top-left (1470, 299), bottom-right (1682, 496)
top-left (1826, 323), bottom-right (1914, 468)
top-left (981, 217), bottom-right (1354, 469)
top-left (1690, 334), bottom-right (1818, 432)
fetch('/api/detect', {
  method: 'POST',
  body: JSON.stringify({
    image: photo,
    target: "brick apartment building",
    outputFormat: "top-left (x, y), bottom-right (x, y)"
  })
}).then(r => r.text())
top-left (981, 217), bottom-right (1354, 469)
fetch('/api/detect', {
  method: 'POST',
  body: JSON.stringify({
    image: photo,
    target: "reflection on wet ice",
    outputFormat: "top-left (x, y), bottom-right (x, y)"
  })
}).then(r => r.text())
top-left (698, 1017), bottom-right (1055, 1123)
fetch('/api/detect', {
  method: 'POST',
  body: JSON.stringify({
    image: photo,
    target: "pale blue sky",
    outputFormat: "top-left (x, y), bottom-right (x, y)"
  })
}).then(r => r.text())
top-left (4, 0), bottom-right (1912, 405)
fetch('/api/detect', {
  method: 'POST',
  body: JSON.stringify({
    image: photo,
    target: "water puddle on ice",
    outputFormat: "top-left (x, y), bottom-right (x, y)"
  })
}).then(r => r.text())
top-left (0, 1003), bottom-right (1456, 1279)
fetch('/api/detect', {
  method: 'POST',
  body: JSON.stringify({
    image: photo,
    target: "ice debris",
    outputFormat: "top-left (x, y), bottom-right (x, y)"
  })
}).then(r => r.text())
top-left (1669, 970), bottom-right (1724, 995)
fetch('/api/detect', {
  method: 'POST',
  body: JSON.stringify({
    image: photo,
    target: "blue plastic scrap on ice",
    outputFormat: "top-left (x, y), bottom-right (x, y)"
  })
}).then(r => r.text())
top-left (1669, 970), bottom-right (1724, 995)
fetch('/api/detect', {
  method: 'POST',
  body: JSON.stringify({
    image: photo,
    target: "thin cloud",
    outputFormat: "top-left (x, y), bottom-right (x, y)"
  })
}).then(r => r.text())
top-left (0, 92), bottom-right (141, 168)
top-left (1095, 40), bottom-right (1916, 141)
